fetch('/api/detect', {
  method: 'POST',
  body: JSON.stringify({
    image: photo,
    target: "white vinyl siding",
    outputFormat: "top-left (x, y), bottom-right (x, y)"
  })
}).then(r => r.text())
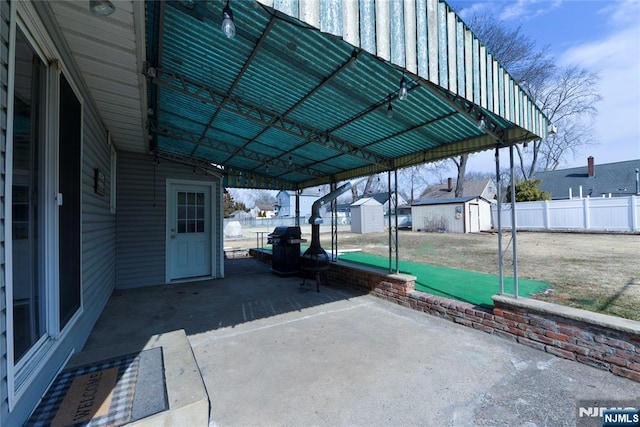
top-left (2, 2), bottom-right (117, 425)
top-left (116, 151), bottom-right (224, 289)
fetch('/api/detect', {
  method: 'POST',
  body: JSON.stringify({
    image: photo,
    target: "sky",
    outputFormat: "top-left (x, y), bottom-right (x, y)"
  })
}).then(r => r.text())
top-left (447, 0), bottom-right (640, 174)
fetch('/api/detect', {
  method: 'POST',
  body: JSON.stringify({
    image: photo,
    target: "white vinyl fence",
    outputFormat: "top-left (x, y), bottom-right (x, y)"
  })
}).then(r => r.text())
top-left (492, 196), bottom-right (640, 232)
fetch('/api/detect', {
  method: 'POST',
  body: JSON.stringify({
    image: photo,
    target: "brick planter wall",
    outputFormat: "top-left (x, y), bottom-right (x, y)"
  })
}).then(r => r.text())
top-left (492, 295), bottom-right (640, 382)
top-left (248, 249), bottom-right (640, 382)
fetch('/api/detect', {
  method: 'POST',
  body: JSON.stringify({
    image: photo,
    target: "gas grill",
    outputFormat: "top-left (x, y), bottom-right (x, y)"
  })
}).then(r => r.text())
top-left (267, 226), bottom-right (306, 276)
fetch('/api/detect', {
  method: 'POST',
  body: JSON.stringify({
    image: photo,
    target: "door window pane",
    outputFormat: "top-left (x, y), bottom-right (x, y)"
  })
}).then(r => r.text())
top-left (176, 191), bottom-right (206, 234)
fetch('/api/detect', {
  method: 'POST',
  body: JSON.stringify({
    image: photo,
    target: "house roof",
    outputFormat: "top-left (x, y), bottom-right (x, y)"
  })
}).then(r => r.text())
top-left (277, 190), bottom-right (318, 198)
top-left (536, 159), bottom-right (640, 199)
top-left (413, 196), bottom-right (478, 206)
top-left (419, 178), bottom-right (492, 200)
top-left (366, 191), bottom-right (402, 205)
top-left (351, 197), bottom-right (382, 207)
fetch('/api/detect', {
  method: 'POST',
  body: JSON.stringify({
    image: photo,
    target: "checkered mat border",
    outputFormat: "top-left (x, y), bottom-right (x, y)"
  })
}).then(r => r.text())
top-left (26, 353), bottom-right (140, 427)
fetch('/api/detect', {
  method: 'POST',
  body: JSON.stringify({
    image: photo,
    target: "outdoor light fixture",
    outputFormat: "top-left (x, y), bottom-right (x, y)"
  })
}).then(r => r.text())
top-left (288, 155), bottom-right (293, 166)
top-left (90, 0), bottom-right (115, 16)
top-left (386, 99), bottom-right (394, 118)
top-left (221, 1), bottom-right (236, 39)
top-left (398, 76), bottom-right (408, 101)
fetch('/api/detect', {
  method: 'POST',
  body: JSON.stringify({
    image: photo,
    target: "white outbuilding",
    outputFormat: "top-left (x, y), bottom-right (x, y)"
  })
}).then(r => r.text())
top-left (350, 198), bottom-right (384, 234)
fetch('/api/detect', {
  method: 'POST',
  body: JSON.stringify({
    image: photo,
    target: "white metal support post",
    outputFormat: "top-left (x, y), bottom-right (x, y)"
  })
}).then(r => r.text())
top-left (509, 145), bottom-right (519, 297)
top-left (495, 147), bottom-right (504, 294)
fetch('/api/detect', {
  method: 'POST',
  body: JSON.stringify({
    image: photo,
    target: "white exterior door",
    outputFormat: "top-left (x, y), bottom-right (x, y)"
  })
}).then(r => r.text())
top-left (469, 204), bottom-right (480, 233)
top-left (168, 183), bottom-right (212, 281)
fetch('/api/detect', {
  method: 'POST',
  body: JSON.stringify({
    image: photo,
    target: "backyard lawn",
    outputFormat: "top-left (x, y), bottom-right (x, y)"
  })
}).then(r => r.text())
top-left (225, 228), bottom-right (639, 321)
top-left (321, 230), bottom-right (639, 320)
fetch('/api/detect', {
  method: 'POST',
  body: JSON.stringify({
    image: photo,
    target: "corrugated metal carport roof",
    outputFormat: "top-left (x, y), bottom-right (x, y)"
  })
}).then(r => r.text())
top-left (146, 0), bottom-right (550, 189)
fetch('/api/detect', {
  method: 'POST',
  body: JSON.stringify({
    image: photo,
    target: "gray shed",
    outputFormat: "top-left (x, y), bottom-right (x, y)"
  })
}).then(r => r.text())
top-left (350, 198), bottom-right (384, 234)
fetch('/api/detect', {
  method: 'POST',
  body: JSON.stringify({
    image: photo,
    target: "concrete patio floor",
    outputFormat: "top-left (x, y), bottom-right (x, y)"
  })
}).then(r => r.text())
top-left (81, 258), bottom-right (640, 426)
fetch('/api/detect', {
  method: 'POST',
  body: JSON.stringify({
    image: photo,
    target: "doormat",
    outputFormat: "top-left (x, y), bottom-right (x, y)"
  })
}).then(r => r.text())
top-left (26, 347), bottom-right (167, 427)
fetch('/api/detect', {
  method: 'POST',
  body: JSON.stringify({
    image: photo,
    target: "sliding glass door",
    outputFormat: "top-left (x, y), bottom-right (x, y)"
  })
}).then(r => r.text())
top-left (12, 28), bottom-right (47, 363)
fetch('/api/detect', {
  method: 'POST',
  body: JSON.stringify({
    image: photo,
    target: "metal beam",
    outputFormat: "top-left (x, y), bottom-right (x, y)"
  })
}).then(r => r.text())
top-left (151, 121), bottom-right (326, 179)
top-left (416, 80), bottom-right (506, 143)
top-left (148, 68), bottom-right (392, 169)
top-left (226, 49), bottom-right (366, 171)
top-left (361, 111), bottom-right (456, 150)
top-left (191, 17), bottom-right (277, 157)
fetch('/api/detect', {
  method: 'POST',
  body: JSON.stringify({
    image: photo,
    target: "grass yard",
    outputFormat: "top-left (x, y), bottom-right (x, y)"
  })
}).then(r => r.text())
top-left (225, 227), bottom-right (639, 321)
top-left (319, 230), bottom-right (640, 321)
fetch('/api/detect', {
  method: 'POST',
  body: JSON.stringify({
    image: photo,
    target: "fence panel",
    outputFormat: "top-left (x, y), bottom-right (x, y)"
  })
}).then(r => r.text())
top-left (548, 199), bottom-right (584, 230)
top-left (491, 196), bottom-right (639, 232)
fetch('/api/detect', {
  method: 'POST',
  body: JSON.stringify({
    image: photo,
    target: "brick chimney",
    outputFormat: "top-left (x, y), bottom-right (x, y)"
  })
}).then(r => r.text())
top-left (587, 156), bottom-right (595, 177)
top-left (447, 177), bottom-right (453, 191)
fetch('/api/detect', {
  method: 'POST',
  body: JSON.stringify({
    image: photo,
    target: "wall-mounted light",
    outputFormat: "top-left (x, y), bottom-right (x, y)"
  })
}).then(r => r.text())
top-left (265, 164), bottom-right (269, 173)
top-left (221, 1), bottom-right (236, 39)
top-left (386, 99), bottom-right (393, 118)
top-left (399, 76), bottom-right (408, 101)
top-left (90, 0), bottom-right (115, 16)
top-left (288, 155), bottom-right (293, 166)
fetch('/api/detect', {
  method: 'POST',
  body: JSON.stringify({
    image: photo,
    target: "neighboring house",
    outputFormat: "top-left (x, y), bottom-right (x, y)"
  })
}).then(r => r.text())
top-left (365, 191), bottom-right (409, 214)
top-left (411, 196), bottom-right (493, 233)
top-left (419, 177), bottom-right (497, 201)
top-left (251, 204), bottom-right (276, 218)
top-left (536, 157), bottom-right (640, 200)
top-left (274, 190), bottom-right (319, 218)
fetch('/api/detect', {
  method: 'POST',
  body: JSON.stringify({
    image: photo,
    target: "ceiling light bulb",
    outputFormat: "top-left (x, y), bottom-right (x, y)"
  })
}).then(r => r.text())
top-left (478, 115), bottom-right (487, 130)
top-left (90, 0), bottom-right (115, 16)
top-left (221, 1), bottom-right (236, 39)
top-left (399, 76), bottom-right (408, 101)
top-left (386, 101), bottom-right (393, 118)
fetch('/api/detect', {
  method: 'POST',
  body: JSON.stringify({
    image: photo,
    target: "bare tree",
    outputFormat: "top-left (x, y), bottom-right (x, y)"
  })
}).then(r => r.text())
top-left (515, 66), bottom-right (600, 178)
top-left (252, 190), bottom-right (277, 207)
top-left (451, 154), bottom-right (468, 197)
top-left (350, 174), bottom-right (386, 202)
top-left (396, 161), bottom-right (449, 202)
top-left (398, 165), bottom-right (429, 204)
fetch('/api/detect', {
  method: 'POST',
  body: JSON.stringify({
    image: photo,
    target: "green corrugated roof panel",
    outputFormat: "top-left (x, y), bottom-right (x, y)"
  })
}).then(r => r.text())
top-left (147, 0), bottom-right (549, 189)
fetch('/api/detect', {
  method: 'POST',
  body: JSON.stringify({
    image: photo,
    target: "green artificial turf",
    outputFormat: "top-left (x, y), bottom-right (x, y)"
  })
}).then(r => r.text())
top-left (337, 252), bottom-right (550, 308)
